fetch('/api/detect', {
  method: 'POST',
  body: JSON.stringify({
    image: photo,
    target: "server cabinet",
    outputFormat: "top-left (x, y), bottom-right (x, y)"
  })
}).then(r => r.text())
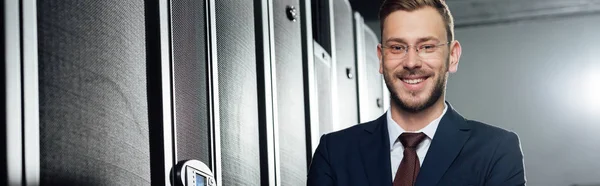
top-left (272, 0), bottom-right (308, 185)
top-left (214, 1), bottom-right (261, 185)
top-left (333, 0), bottom-right (359, 129)
top-left (364, 26), bottom-right (385, 118)
top-left (354, 13), bottom-right (385, 123)
top-left (152, 0), bottom-right (219, 185)
top-left (298, 0), bottom-right (320, 162)
top-left (310, 0), bottom-right (337, 137)
top-left (36, 0), bottom-right (151, 185)
top-left (6, 1), bottom-right (219, 185)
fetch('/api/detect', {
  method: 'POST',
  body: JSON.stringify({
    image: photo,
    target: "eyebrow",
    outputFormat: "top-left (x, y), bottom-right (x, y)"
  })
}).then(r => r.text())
top-left (384, 36), bottom-right (440, 44)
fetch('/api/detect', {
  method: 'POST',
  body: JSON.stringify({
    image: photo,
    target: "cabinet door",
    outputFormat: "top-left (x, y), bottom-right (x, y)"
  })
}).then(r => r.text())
top-left (334, 0), bottom-right (359, 129)
top-left (314, 43), bottom-right (333, 136)
top-left (215, 1), bottom-right (261, 185)
top-left (37, 1), bottom-right (151, 184)
top-left (273, 0), bottom-right (308, 185)
top-left (170, 0), bottom-right (211, 165)
top-left (363, 26), bottom-right (385, 120)
top-left (355, 14), bottom-right (385, 123)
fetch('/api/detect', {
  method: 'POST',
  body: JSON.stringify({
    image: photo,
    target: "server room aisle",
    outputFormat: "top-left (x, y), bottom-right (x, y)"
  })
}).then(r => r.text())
top-left (3, 0), bottom-right (383, 185)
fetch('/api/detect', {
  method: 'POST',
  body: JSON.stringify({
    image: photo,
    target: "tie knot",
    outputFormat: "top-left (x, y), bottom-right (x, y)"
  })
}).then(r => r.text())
top-left (399, 132), bottom-right (427, 148)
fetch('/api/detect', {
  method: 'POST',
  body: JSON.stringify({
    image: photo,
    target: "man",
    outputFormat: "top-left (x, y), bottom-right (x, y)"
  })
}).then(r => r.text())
top-left (307, 0), bottom-right (526, 185)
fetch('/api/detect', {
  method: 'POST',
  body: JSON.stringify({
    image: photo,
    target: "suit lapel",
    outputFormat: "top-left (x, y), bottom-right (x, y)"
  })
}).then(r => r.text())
top-left (359, 115), bottom-right (393, 186)
top-left (416, 103), bottom-right (472, 186)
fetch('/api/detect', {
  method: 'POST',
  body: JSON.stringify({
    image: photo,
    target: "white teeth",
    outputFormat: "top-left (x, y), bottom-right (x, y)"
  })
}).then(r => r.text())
top-left (402, 78), bottom-right (424, 84)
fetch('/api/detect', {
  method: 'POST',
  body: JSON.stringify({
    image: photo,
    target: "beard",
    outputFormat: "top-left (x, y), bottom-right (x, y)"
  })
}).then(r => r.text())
top-left (383, 57), bottom-right (449, 113)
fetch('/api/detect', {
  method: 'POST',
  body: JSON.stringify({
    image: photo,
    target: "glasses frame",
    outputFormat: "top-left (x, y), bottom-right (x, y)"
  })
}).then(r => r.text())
top-left (381, 41), bottom-right (452, 60)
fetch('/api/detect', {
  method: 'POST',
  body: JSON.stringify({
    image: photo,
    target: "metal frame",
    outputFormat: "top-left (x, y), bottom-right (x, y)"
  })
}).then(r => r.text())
top-left (255, 0), bottom-right (279, 185)
top-left (5, 0), bottom-right (23, 185)
top-left (158, 0), bottom-right (175, 185)
top-left (327, 0), bottom-right (340, 132)
top-left (299, 0), bottom-right (319, 157)
top-left (267, 0), bottom-right (282, 183)
top-left (167, 0), bottom-right (179, 165)
top-left (205, 0), bottom-right (222, 185)
top-left (266, 0), bottom-right (281, 185)
top-left (353, 12), bottom-right (369, 123)
top-left (4, 0), bottom-right (40, 185)
top-left (362, 24), bottom-right (384, 116)
top-left (22, 0), bottom-right (40, 184)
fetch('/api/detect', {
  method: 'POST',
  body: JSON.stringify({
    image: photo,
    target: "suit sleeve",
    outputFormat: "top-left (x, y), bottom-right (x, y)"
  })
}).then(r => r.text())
top-left (307, 134), bottom-right (334, 186)
top-left (485, 131), bottom-right (526, 186)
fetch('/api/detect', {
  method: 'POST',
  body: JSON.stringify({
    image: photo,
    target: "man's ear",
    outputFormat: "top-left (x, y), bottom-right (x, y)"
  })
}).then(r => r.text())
top-left (448, 40), bottom-right (462, 73)
top-left (378, 44), bottom-right (383, 74)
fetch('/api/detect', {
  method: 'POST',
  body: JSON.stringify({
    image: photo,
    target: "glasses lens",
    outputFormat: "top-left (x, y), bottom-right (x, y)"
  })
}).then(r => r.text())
top-left (418, 44), bottom-right (444, 59)
top-left (384, 45), bottom-right (405, 60)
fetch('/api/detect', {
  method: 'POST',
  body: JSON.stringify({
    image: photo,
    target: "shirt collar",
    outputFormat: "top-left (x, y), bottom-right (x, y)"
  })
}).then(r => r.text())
top-left (387, 103), bottom-right (448, 150)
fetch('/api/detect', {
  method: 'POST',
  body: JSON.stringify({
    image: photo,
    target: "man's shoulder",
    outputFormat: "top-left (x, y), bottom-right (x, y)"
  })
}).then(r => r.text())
top-left (325, 120), bottom-right (374, 138)
top-left (465, 119), bottom-right (520, 143)
top-left (321, 119), bottom-right (381, 143)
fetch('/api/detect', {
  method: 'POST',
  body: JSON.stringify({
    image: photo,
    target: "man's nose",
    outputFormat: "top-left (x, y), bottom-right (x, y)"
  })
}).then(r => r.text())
top-left (404, 47), bottom-right (422, 70)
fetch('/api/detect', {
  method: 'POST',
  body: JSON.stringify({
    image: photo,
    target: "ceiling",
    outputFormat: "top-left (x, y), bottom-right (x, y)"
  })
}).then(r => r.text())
top-left (349, 0), bottom-right (600, 27)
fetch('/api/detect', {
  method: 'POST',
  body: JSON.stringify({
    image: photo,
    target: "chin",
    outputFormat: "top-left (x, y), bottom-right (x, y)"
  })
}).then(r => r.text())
top-left (393, 86), bottom-right (442, 113)
top-left (402, 98), bottom-right (429, 109)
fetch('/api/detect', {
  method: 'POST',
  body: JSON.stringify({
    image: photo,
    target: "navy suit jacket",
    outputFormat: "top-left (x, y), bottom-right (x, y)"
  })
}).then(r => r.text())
top-left (307, 104), bottom-right (526, 186)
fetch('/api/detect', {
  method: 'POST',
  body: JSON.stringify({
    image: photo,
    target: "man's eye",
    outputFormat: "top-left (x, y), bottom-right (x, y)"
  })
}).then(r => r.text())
top-left (420, 45), bottom-right (437, 52)
top-left (391, 45), bottom-right (405, 51)
top-left (422, 45), bottom-right (435, 49)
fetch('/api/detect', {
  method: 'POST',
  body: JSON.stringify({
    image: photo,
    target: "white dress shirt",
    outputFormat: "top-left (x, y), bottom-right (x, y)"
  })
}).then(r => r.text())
top-left (388, 103), bottom-right (448, 180)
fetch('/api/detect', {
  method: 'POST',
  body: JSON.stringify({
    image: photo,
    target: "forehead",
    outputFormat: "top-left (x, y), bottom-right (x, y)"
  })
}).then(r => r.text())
top-left (382, 7), bottom-right (447, 42)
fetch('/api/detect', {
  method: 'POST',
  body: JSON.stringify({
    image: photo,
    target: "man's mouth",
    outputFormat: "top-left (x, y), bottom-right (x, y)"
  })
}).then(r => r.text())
top-left (401, 78), bottom-right (426, 84)
top-left (400, 75), bottom-right (429, 84)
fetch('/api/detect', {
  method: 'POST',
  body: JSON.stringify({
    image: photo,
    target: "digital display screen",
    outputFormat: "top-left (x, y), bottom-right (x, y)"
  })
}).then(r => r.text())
top-left (195, 173), bottom-right (205, 186)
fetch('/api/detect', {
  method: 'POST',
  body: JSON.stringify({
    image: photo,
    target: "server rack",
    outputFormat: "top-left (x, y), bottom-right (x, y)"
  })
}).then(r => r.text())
top-left (307, 0), bottom-right (338, 157)
top-left (271, 0), bottom-right (308, 185)
top-left (354, 13), bottom-right (385, 123)
top-left (333, 0), bottom-right (359, 129)
top-left (3, 0), bottom-right (362, 185)
top-left (163, 0), bottom-right (221, 185)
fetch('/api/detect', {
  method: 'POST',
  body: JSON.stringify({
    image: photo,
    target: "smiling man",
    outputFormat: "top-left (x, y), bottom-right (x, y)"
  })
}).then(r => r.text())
top-left (306, 0), bottom-right (526, 186)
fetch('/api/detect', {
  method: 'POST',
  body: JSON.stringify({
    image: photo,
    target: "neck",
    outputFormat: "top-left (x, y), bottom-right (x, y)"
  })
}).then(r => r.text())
top-left (390, 97), bottom-right (446, 132)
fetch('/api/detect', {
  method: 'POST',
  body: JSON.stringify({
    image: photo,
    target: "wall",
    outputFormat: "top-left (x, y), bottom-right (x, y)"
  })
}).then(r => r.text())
top-left (448, 14), bottom-right (600, 186)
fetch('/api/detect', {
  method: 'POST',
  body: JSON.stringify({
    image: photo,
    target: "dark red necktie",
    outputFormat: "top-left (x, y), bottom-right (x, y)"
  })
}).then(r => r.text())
top-left (393, 132), bottom-right (427, 186)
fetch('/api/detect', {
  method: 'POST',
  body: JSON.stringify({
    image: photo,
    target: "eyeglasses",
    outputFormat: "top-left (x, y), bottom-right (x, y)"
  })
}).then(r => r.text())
top-left (381, 41), bottom-right (451, 60)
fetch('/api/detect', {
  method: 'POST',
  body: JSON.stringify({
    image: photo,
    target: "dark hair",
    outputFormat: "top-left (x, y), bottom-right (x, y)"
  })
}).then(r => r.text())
top-left (379, 0), bottom-right (454, 41)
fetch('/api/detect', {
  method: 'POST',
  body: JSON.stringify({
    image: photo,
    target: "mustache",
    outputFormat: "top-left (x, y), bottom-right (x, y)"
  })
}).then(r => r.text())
top-left (393, 69), bottom-right (433, 78)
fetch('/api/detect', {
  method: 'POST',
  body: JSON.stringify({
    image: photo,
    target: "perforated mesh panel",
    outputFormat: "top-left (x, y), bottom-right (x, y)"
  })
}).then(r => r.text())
top-left (273, 0), bottom-right (307, 185)
top-left (333, 0), bottom-right (359, 129)
top-left (37, 0), bottom-right (150, 184)
top-left (215, 1), bottom-right (261, 185)
top-left (171, 0), bottom-right (210, 164)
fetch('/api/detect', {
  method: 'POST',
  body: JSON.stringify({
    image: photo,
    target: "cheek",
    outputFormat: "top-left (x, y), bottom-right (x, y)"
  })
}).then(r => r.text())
top-left (383, 64), bottom-right (401, 83)
top-left (383, 60), bottom-right (402, 73)
top-left (425, 60), bottom-right (447, 73)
